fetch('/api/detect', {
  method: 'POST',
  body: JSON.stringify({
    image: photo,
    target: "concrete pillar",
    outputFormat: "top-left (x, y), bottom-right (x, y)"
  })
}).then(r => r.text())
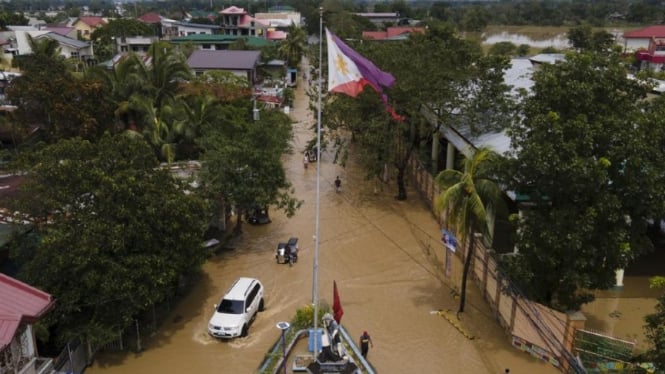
top-left (446, 142), bottom-right (455, 170)
top-left (431, 131), bottom-right (440, 174)
top-left (562, 310), bottom-right (586, 371)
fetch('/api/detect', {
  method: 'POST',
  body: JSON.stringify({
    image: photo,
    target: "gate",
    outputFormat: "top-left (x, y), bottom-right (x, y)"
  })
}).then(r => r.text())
top-left (573, 329), bottom-right (638, 372)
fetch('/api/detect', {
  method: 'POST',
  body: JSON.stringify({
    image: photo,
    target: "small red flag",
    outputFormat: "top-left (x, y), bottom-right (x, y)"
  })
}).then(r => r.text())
top-left (333, 280), bottom-right (344, 324)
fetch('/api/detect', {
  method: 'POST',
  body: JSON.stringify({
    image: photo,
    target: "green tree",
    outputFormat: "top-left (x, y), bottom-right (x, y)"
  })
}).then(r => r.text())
top-left (90, 18), bottom-right (157, 62)
top-left (568, 24), bottom-right (615, 52)
top-left (10, 134), bottom-right (209, 346)
top-left (644, 276), bottom-right (665, 370)
top-left (278, 24), bottom-right (308, 68)
top-left (503, 50), bottom-right (665, 310)
top-left (322, 22), bottom-right (514, 200)
top-left (197, 104), bottom-right (301, 234)
top-left (488, 41), bottom-right (517, 57)
top-left (7, 35), bottom-right (115, 142)
top-left (92, 43), bottom-right (193, 162)
top-left (434, 147), bottom-right (505, 314)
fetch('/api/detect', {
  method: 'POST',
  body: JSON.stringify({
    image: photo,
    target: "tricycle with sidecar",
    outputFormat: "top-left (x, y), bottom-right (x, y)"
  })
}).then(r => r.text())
top-left (275, 237), bottom-right (298, 266)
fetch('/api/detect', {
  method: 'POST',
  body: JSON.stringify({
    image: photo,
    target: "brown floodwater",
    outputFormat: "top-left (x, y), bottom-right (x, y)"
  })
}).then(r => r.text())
top-left (87, 65), bottom-right (582, 374)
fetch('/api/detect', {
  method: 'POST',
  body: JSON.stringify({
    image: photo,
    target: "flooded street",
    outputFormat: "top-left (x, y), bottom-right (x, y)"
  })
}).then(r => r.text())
top-left (88, 67), bottom-right (562, 374)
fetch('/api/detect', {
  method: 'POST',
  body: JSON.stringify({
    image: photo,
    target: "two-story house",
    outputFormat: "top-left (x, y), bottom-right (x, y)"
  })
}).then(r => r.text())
top-left (219, 6), bottom-right (267, 38)
top-left (72, 16), bottom-right (107, 40)
top-left (634, 36), bottom-right (665, 72)
top-left (159, 18), bottom-right (221, 40)
top-left (623, 25), bottom-right (665, 52)
top-left (0, 273), bottom-right (55, 374)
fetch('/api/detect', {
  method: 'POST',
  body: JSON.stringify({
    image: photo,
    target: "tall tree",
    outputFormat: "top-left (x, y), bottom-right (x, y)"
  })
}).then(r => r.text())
top-left (434, 147), bottom-right (505, 314)
top-left (503, 50), bottom-right (665, 310)
top-left (10, 134), bottom-right (209, 346)
top-left (7, 35), bottom-right (115, 142)
top-left (278, 24), bottom-right (308, 68)
top-left (197, 104), bottom-right (301, 234)
top-left (321, 22), bottom-right (514, 200)
top-left (645, 276), bottom-right (665, 371)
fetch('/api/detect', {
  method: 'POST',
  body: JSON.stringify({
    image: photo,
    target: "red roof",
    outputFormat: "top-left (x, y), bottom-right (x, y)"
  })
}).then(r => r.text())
top-left (77, 16), bottom-right (107, 28)
top-left (220, 6), bottom-right (247, 15)
top-left (624, 25), bottom-right (665, 39)
top-left (362, 27), bottom-right (425, 40)
top-left (138, 12), bottom-right (162, 24)
top-left (0, 274), bottom-right (54, 351)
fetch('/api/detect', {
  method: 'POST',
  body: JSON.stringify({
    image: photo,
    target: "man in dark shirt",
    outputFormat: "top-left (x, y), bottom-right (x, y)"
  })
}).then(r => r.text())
top-left (359, 331), bottom-right (373, 358)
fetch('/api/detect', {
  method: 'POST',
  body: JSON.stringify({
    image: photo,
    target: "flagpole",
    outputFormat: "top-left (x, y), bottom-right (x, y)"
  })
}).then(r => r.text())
top-left (312, 5), bottom-right (323, 359)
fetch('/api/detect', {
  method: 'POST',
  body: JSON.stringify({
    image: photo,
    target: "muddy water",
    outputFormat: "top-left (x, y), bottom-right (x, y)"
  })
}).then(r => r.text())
top-left (87, 64), bottom-right (561, 373)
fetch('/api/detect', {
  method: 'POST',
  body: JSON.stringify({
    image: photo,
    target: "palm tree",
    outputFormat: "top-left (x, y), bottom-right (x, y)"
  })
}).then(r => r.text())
top-left (434, 147), bottom-right (505, 315)
top-left (278, 24), bottom-right (307, 68)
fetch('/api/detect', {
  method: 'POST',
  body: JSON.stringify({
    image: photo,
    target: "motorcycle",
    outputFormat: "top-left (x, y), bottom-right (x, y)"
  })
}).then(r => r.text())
top-left (275, 237), bottom-right (298, 266)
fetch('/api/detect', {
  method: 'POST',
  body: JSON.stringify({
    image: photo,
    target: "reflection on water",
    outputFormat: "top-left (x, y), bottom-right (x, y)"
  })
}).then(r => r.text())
top-left (582, 276), bottom-right (660, 353)
top-left (483, 32), bottom-right (570, 49)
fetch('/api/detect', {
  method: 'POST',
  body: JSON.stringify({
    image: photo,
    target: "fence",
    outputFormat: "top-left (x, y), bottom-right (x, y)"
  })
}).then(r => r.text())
top-left (406, 154), bottom-right (588, 373)
top-left (51, 274), bottom-right (197, 373)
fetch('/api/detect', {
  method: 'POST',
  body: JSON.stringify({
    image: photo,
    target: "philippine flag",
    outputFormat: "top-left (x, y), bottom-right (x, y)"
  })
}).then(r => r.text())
top-left (326, 28), bottom-right (402, 120)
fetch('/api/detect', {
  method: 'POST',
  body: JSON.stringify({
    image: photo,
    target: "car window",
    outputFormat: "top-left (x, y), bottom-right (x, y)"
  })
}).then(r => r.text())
top-left (218, 299), bottom-right (244, 314)
top-left (247, 285), bottom-right (258, 306)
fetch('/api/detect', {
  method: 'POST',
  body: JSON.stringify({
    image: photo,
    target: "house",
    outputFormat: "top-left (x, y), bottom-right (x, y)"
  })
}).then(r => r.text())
top-left (362, 26), bottom-right (425, 41)
top-left (2, 29), bottom-right (94, 64)
top-left (219, 6), bottom-right (268, 39)
top-left (254, 8), bottom-right (301, 29)
top-left (72, 16), bottom-right (107, 40)
top-left (0, 273), bottom-right (55, 374)
top-left (159, 18), bottom-right (221, 40)
top-left (42, 25), bottom-right (77, 39)
top-left (185, 10), bottom-right (218, 23)
top-left (137, 11), bottom-right (162, 25)
top-left (634, 37), bottom-right (665, 72)
top-left (170, 34), bottom-right (273, 50)
top-left (352, 12), bottom-right (401, 26)
top-left (116, 36), bottom-right (160, 55)
top-left (623, 25), bottom-right (665, 52)
top-left (186, 49), bottom-right (261, 84)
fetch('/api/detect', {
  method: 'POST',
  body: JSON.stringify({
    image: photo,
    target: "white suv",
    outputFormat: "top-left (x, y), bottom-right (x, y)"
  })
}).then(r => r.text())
top-left (208, 277), bottom-right (265, 339)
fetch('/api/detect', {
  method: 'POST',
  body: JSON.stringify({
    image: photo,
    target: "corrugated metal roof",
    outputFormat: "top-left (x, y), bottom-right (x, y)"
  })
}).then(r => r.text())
top-left (35, 32), bottom-right (89, 49)
top-left (187, 50), bottom-right (261, 70)
top-left (0, 274), bottom-right (54, 351)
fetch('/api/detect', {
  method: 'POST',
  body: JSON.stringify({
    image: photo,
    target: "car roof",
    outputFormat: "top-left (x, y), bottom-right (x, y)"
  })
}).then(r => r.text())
top-left (224, 277), bottom-right (260, 300)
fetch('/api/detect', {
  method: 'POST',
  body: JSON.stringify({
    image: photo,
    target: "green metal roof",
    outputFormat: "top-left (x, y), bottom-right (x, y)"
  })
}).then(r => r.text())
top-left (170, 34), bottom-right (274, 47)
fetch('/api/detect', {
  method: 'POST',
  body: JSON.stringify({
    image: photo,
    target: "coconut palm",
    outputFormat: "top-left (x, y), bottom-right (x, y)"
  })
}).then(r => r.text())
top-left (434, 147), bottom-right (505, 314)
top-left (278, 24), bottom-right (308, 68)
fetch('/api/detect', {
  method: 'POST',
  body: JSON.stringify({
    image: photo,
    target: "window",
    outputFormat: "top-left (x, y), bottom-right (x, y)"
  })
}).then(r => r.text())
top-left (71, 51), bottom-right (80, 58)
top-left (246, 284), bottom-right (259, 306)
top-left (218, 299), bottom-right (244, 314)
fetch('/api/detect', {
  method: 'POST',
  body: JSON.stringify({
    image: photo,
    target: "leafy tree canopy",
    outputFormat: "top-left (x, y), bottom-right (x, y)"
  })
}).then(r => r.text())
top-left (10, 134), bottom-right (209, 346)
top-left (502, 50), bottom-right (665, 310)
